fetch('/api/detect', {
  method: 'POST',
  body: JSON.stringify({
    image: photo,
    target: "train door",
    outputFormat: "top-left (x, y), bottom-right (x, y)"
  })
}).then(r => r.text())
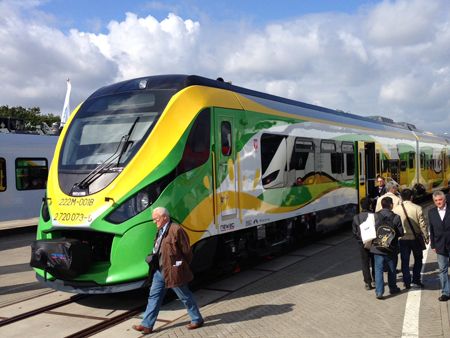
top-left (213, 108), bottom-right (239, 228)
top-left (443, 150), bottom-right (449, 189)
top-left (357, 141), bottom-right (376, 203)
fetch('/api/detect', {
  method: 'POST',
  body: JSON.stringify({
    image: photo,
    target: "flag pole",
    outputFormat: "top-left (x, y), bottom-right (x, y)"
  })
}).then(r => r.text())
top-left (60, 78), bottom-right (71, 129)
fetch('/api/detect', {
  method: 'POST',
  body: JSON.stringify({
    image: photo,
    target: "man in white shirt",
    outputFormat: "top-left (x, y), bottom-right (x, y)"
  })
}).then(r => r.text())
top-left (428, 191), bottom-right (450, 301)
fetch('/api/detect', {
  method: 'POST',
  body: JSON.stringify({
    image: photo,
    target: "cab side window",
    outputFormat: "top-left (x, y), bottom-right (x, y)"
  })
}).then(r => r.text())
top-left (177, 109), bottom-right (211, 175)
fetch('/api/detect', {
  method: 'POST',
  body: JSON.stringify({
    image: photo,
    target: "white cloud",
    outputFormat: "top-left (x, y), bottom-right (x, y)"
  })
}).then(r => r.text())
top-left (81, 12), bottom-right (200, 80)
top-left (0, 0), bottom-right (117, 113)
top-left (1, 0), bottom-right (450, 135)
top-left (366, 0), bottom-right (440, 46)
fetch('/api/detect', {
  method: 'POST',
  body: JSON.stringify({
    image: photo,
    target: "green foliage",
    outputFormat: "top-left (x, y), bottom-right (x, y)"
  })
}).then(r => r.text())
top-left (0, 105), bottom-right (60, 130)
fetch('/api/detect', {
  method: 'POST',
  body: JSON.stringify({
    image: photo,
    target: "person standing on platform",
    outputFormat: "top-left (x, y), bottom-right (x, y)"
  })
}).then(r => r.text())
top-left (393, 189), bottom-right (429, 289)
top-left (352, 197), bottom-right (376, 290)
top-left (375, 181), bottom-right (402, 271)
top-left (371, 197), bottom-right (404, 299)
top-left (132, 207), bottom-right (204, 334)
top-left (428, 191), bottom-right (450, 302)
top-left (375, 181), bottom-right (401, 212)
top-left (372, 175), bottom-right (387, 210)
top-left (375, 176), bottom-right (387, 197)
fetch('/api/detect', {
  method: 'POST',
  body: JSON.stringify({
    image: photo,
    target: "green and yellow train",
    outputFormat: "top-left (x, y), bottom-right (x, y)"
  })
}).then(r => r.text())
top-left (32, 75), bottom-right (450, 293)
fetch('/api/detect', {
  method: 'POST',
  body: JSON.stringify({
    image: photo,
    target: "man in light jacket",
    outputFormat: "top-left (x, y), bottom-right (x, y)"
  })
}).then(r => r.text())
top-left (393, 188), bottom-right (429, 289)
top-left (375, 181), bottom-right (402, 212)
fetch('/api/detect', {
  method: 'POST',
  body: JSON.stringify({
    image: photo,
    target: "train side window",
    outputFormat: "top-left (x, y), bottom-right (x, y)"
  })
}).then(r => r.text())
top-left (400, 160), bottom-right (407, 171)
top-left (321, 140), bottom-right (340, 174)
top-left (321, 140), bottom-right (336, 153)
top-left (346, 153), bottom-right (355, 176)
top-left (408, 152), bottom-right (415, 169)
top-left (15, 158), bottom-right (48, 190)
top-left (221, 121), bottom-right (232, 156)
top-left (0, 157), bottom-right (6, 192)
top-left (420, 152), bottom-right (425, 168)
top-left (289, 138), bottom-right (314, 185)
top-left (382, 159), bottom-right (389, 172)
top-left (342, 142), bottom-right (355, 176)
top-left (177, 109), bottom-right (211, 175)
top-left (261, 133), bottom-right (287, 188)
top-left (389, 160), bottom-right (399, 172)
top-left (331, 153), bottom-right (343, 174)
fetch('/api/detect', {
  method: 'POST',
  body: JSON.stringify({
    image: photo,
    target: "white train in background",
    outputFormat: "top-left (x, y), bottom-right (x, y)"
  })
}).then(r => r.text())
top-left (0, 133), bottom-right (58, 226)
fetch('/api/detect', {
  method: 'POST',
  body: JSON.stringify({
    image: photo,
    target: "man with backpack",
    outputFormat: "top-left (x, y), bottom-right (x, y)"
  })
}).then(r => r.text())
top-left (370, 197), bottom-right (404, 299)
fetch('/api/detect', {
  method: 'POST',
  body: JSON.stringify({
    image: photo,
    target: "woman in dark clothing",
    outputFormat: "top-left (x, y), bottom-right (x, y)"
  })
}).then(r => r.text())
top-left (352, 197), bottom-right (376, 290)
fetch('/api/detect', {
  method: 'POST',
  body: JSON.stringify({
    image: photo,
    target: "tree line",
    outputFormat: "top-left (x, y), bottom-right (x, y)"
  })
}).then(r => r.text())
top-left (0, 105), bottom-right (60, 131)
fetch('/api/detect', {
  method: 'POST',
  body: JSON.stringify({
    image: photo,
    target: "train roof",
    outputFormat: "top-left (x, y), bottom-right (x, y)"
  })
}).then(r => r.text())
top-left (88, 74), bottom-right (448, 144)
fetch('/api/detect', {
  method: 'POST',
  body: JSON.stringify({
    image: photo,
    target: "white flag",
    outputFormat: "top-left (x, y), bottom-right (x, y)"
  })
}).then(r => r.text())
top-left (60, 79), bottom-right (71, 126)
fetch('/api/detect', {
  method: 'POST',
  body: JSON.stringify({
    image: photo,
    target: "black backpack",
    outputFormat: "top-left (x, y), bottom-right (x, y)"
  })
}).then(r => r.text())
top-left (372, 218), bottom-right (396, 254)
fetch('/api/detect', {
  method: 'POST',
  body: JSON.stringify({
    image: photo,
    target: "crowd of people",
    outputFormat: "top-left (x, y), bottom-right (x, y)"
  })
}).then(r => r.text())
top-left (353, 176), bottom-right (450, 302)
top-left (132, 179), bottom-right (450, 335)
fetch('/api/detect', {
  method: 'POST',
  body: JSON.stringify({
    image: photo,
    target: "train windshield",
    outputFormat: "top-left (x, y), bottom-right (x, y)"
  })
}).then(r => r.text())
top-left (60, 90), bottom-right (174, 170)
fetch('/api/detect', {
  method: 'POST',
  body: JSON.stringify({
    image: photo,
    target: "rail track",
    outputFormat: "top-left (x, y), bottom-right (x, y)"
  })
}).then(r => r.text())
top-left (0, 228), bottom-right (351, 337)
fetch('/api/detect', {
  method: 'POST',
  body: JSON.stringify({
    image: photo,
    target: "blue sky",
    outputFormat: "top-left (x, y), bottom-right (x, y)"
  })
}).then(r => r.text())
top-left (40, 0), bottom-right (378, 33)
top-left (1, 0), bottom-right (450, 135)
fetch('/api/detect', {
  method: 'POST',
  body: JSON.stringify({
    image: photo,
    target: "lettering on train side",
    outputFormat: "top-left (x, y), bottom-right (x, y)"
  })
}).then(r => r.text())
top-left (58, 198), bottom-right (95, 207)
top-left (53, 212), bottom-right (90, 222)
top-left (245, 217), bottom-right (271, 227)
top-left (220, 223), bottom-right (235, 232)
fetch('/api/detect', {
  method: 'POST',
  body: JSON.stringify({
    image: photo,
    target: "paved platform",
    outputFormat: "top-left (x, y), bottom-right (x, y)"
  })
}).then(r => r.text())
top-left (104, 231), bottom-right (450, 338)
top-left (1, 223), bottom-right (449, 337)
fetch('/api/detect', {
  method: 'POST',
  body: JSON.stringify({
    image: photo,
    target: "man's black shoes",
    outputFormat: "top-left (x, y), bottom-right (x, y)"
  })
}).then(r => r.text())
top-left (389, 287), bottom-right (401, 295)
top-left (438, 294), bottom-right (449, 302)
top-left (411, 282), bottom-right (425, 289)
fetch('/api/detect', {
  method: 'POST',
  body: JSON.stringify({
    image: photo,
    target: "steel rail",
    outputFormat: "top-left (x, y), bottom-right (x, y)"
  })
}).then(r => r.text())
top-left (0, 294), bottom-right (88, 327)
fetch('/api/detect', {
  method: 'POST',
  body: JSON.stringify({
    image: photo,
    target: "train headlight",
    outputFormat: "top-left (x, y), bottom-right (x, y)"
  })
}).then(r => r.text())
top-left (105, 175), bottom-right (172, 224)
top-left (41, 197), bottom-right (50, 222)
top-left (105, 190), bottom-right (151, 224)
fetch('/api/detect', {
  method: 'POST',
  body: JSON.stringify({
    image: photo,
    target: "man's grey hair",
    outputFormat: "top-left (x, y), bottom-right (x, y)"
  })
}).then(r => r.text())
top-left (385, 181), bottom-right (398, 192)
top-left (432, 190), bottom-right (446, 199)
top-left (153, 207), bottom-right (170, 217)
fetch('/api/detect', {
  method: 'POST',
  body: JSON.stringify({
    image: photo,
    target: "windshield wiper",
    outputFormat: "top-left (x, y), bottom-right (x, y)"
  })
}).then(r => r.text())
top-left (74, 117), bottom-right (140, 191)
top-left (117, 117), bottom-right (139, 165)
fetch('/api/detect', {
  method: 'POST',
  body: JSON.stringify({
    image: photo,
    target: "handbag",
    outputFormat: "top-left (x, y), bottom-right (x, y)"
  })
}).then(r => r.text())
top-left (359, 213), bottom-right (377, 249)
top-left (400, 203), bottom-right (426, 251)
top-left (145, 223), bottom-right (171, 273)
top-left (145, 253), bottom-right (157, 266)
